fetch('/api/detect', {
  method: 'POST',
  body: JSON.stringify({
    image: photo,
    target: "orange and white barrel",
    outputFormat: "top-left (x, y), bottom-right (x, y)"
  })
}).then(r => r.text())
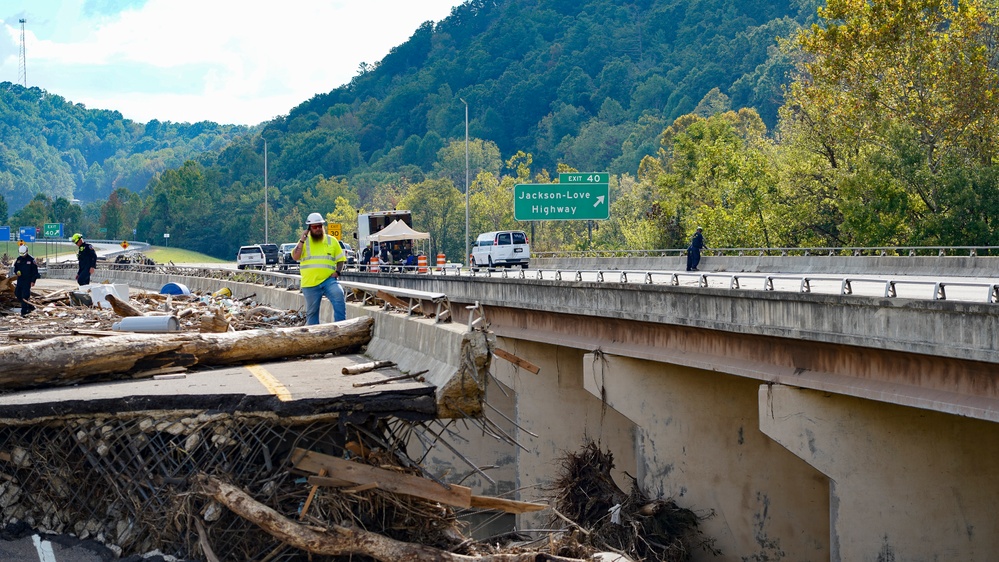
top-left (370, 255), bottom-right (379, 273)
top-left (436, 252), bottom-right (446, 271)
top-left (417, 254), bottom-right (428, 274)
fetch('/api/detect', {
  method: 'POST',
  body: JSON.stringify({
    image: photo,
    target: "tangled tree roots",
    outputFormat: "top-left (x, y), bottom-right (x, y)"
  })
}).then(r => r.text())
top-left (548, 442), bottom-right (720, 561)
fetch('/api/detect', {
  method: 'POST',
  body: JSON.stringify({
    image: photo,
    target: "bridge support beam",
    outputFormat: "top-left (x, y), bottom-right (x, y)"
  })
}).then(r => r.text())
top-left (760, 384), bottom-right (999, 561)
top-left (581, 353), bottom-right (828, 560)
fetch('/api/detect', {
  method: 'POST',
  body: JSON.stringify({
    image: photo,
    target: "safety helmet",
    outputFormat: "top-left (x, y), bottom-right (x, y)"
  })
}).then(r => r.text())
top-left (71, 233), bottom-right (83, 243)
top-left (18, 245), bottom-right (27, 255)
top-left (305, 212), bottom-right (326, 225)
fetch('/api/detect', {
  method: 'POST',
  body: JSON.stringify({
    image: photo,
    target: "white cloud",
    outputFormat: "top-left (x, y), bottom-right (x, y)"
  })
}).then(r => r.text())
top-left (2, 0), bottom-right (464, 124)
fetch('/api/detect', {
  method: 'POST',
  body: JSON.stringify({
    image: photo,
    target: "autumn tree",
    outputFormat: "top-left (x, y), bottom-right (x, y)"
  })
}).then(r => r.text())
top-left (782, 0), bottom-right (999, 245)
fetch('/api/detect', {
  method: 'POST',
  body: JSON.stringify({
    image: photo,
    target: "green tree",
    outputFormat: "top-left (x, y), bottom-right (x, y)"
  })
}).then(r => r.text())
top-left (0, 194), bottom-right (7, 224)
top-left (398, 178), bottom-right (464, 259)
top-left (782, 0), bottom-right (999, 245)
top-left (432, 139), bottom-right (502, 193)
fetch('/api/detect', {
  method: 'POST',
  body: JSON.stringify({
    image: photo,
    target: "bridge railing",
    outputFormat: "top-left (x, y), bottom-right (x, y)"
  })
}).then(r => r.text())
top-left (534, 246), bottom-right (999, 258)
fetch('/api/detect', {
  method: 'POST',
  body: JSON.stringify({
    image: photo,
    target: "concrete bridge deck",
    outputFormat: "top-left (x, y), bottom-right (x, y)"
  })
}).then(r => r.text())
top-left (30, 261), bottom-right (999, 561)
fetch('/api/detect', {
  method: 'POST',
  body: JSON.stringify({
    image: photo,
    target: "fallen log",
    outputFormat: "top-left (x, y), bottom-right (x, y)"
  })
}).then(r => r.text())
top-left (0, 317), bottom-right (373, 391)
top-left (292, 448), bottom-right (547, 515)
top-left (196, 474), bottom-right (585, 562)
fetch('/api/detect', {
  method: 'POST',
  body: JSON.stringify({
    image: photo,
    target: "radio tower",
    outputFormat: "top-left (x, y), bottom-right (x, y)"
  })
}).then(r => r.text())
top-left (17, 19), bottom-right (27, 86)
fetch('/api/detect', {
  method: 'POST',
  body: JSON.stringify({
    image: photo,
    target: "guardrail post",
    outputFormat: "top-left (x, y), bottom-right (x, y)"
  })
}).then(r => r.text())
top-left (841, 279), bottom-right (853, 295)
top-left (884, 281), bottom-right (896, 298)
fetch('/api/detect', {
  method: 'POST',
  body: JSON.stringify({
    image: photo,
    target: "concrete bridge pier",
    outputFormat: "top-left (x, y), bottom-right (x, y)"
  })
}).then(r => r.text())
top-left (760, 384), bottom-right (999, 561)
top-left (486, 338), bottom-right (638, 515)
top-left (581, 353), bottom-right (829, 561)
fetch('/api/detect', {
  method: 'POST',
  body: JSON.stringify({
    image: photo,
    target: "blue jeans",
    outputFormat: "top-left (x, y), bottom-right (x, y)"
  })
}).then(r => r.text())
top-left (302, 276), bottom-right (346, 325)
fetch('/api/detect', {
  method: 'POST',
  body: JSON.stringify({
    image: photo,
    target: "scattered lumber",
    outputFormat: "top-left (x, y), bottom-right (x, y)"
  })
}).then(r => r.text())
top-left (106, 294), bottom-right (145, 317)
top-left (341, 360), bottom-right (395, 375)
top-left (493, 348), bottom-right (541, 375)
top-left (0, 317), bottom-right (374, 391)
top-left (196, 474), bottom-right (582, 562)
top-left (200, 310), bottom-right (230, 333)
top-left (291, 448), bottom-right (547, 514)
top-left (352, 370), bottom-right (427, 388)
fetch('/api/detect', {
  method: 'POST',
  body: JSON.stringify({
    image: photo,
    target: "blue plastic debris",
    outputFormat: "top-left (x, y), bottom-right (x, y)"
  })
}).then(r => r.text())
top-left (159, 282), bottom-right (191, 296)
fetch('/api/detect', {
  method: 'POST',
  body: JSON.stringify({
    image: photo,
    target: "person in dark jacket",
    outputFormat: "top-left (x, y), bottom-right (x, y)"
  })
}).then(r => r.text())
top-left (72, 233), bottom-right (98, 285)
top-left (686, 226), bottom-right (706, 271)
top-left (13, 245), bottom-right (39, 317)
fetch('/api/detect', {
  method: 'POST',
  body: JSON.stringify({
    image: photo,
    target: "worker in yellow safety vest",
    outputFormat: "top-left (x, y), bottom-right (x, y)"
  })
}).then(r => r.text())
top-left (291, 212), bottom-right (347, 324)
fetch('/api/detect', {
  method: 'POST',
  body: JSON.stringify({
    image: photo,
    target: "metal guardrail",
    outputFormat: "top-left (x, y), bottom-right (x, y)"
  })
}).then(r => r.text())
top-left (535, 246), bottom-right (999, 258)
top-left (340, 280), bottom-right (451, 322)
top-left (46, 261), bottom-right (305, 290)
top-left (50, 249), bottom-right (999, 305)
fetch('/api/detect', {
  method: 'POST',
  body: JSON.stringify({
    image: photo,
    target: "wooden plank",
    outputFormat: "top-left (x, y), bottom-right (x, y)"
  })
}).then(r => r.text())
top-left (470, 495), bottom-right (548, 514)
top-left (376, 290), bottom-right (412, 311)
top-left (493, 347), bottom-right (541, 374)
top-left (299, 468), bottom-right (327, 521)
top-left (293, 448), bottom-right (472, 508)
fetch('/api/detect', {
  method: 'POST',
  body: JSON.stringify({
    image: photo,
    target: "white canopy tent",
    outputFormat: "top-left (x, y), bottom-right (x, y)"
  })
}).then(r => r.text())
top-left (367, 219), bottom-right (430, 242)
top-left (366, 220), bottom-right (431, 267)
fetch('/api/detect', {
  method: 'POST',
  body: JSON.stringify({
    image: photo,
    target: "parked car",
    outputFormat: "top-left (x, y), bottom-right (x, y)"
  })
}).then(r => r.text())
top-left (471, 230), bottom-right (530, 271)
top-left (341, 241), bottom-right (356, 265)
top-left (259, 243), bottom-right (280, 265)
top-left (236, 245), bottom-right (266, 269)
top-left (278, 242), bottom-right (298, 271)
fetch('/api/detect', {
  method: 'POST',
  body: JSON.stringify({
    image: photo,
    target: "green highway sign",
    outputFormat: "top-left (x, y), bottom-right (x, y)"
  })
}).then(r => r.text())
top-left (43, 223), bottom-right (63, 238)
top-left (558, 172), bottom-right (609, 184)
top-left (514, 182), bottom-right (610, 221)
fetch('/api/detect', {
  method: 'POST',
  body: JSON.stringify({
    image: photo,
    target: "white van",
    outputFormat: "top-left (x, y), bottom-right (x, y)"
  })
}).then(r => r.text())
top-left (471, 230), bottom-right (530, 271)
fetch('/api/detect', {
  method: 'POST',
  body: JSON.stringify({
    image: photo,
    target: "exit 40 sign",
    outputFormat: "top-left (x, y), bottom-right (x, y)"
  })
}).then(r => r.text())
top-left (514, 172), bottom-right (610, 221)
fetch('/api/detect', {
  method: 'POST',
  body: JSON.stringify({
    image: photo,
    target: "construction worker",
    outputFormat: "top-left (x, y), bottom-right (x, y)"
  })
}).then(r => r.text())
top-left (72, 233), bottom-right (98, 286)
top-left (291, 212), bottom-right (347, 324)
top-left (13, 245), bottom-right (39, 317)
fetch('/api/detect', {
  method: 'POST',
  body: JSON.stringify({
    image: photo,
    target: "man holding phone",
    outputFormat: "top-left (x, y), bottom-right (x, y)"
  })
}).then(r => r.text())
top-left (291, 212), bottom-right (347, 324)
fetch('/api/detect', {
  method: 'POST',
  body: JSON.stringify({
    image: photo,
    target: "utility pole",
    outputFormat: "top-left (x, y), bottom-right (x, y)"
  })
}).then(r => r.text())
top-left (461, 98), bottom-right (469, 267)
top-left (17, 19), bottom-right (26, 87)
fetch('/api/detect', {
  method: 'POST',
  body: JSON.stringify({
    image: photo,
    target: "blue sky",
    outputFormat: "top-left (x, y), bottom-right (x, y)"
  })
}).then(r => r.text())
top-left (0, 0), bottom-right (465, 125)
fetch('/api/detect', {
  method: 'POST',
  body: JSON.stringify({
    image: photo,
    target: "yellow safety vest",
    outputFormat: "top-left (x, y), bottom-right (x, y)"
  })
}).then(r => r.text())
top-left (300, 234), bottom-right (346, 288)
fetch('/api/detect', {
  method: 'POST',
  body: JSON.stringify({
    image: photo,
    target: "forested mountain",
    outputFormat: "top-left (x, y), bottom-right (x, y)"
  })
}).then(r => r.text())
top-left (282, 0), bottom-right (811, 180)
top-left (4, 0), bottom-right (997, 261)
top-left (0, 85), bottom-right (250, 211)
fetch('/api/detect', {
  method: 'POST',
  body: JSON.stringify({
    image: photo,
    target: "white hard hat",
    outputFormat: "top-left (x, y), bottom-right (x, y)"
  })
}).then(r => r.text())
top-left (306, 212), bottom-right (326, 225)
top-left (18, 245), bottom-right (27, 255)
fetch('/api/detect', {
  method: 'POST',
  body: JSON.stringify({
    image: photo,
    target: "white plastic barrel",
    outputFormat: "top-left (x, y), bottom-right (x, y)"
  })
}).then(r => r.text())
top-left (112, 315), bottom-right (180, 333)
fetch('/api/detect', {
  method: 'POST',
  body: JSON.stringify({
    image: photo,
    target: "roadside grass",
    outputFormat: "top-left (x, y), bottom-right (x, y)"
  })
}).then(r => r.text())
top-left (141, 246), bottom-right (226, 264)
top-left (1, 242), bottom-right (76, 260)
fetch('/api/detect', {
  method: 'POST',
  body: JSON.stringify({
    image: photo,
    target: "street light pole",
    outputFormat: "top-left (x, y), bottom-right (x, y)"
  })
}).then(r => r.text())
top-left (461, 98), bottom-right (469, 267)
top-left (264, 139), bottom-right (269, 244)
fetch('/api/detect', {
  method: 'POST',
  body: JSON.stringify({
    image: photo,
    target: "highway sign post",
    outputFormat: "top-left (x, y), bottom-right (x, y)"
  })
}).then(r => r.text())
top-left (43, 223), bottom-right (63, 238)
top-left (514, 172), bottom-right (610, 221)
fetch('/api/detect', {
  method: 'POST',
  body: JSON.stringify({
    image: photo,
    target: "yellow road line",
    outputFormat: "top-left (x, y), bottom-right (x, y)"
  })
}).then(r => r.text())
top-left (245, 364), bottom-right (292, 401)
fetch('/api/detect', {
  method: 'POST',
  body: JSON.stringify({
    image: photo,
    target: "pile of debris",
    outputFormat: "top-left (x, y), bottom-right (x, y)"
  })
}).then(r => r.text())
top-left (548, 442), bottom-right (720, 561)
top-left (0, 279), bottom-right (305, 346)
top-left (113, 252), bottom-right (156, 266)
